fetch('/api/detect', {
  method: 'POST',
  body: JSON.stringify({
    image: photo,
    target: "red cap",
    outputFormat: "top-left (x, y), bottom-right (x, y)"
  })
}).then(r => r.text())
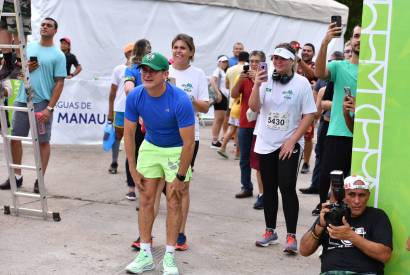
top-left (290, 40), bottom-right (301, 50)
top-left (60, 37), bottom-right (71, 45)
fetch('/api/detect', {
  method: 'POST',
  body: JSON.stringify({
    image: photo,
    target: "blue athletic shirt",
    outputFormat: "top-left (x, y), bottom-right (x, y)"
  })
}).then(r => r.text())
top-left (16, 41), bottom-right (67, 103)
top-left (124, 64), bottom-right (142, 86)
top-left (125, 82), bottom-right (195, 147)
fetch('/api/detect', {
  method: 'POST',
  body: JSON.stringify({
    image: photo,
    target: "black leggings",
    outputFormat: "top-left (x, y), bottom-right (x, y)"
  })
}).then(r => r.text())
top-left (191, 141), bottom-right (199, 169)
top-left (318, 136), bottom-right (353, 203)
top-left (259, 144), bottom-right (301, 234)
top-left (126, 123), bottom-right (145, 187)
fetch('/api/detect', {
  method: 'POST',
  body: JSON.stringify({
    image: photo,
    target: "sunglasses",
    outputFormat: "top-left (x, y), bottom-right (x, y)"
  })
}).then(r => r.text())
top-left (344, 50), bottom-right (351, 54)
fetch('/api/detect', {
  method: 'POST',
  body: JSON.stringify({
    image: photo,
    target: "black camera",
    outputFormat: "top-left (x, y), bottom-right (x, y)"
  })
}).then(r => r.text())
top-left (324, 170), bottom-right (351, 226)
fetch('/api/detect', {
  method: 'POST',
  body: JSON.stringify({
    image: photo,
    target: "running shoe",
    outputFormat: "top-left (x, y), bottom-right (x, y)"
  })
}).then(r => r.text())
top-left (217, 149), bottom-right (228, 159)
top-left (255, 229), bottom-right (278, 247)
top-left (175, 233), bottom-right (188, 251)
top-left (125, 250), bottom-right (155, 274)
top-left (210, 140), bottom-right (222, 149)
top-left (162, 252), bottom-right (179, 275)
top-left (283, 233), bottom-right (298, 255)
top-left (301, 163), bottom-right (310, 174)
top-left (126, 191), bottom-right (136, 201)
top-left (33, 179), bottom-right (39, 194)
top-left (0, 177), bottom-right (23, 190)
top-left (108, 162), bottom-right (118, 174)
top-left (253, 194), bottom-right (264, 210)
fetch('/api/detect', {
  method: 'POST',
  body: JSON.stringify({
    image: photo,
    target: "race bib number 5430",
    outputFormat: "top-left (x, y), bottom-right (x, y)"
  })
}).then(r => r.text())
top-left (266, 112), bottom-right (289, 131)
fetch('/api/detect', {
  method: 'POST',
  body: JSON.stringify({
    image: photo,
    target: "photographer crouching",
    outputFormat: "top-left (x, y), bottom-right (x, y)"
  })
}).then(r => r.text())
top-left (300, 173), bottom-right (393, 275)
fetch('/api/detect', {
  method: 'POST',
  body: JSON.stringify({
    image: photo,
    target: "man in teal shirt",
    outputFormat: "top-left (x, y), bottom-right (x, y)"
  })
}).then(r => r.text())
top-left (313, 24), bottom-right (361, 213)
top-left (0, 17), bottom-right (66, 193)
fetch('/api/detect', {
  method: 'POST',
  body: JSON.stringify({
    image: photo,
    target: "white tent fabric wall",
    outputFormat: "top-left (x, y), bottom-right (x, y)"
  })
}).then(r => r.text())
top-left (31, 0), bottom-right (348, 144)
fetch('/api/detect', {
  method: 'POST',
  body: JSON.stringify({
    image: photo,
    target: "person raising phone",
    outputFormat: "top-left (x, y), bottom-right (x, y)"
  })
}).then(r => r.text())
top-left (249, 43), bottom-right (316, 254)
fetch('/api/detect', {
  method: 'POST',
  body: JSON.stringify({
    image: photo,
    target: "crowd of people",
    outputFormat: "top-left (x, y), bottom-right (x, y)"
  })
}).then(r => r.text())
top-left (0, 7), bottom-right (396, 275)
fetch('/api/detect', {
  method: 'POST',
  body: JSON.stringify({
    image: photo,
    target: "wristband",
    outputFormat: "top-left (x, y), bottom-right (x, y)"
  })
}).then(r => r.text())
top-left (176, 173), bottom-right (186, 182)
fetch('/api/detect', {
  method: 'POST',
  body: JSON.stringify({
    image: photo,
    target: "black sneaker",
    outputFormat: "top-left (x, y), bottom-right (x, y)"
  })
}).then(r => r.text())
top-left (33, 179), bottom-right (39, 194)
top-left (312, 203), bottom-right (321, 216)
top-left (299, 187), bottom-right (319, 194)
top-left (235, 189), bottom-right (253, 199)
top-left (301, 163), bottom-right (310, 174)
top-left (126, 191), bottom-right (136, 201)
top-left (253, 194), bottom-right (264, 210)
top-left (108, 162), bottom-right (118, 174)
top-left (0, 177), bottom-right (23, 190)
top-left (210, 140), bottom-right (222, 149)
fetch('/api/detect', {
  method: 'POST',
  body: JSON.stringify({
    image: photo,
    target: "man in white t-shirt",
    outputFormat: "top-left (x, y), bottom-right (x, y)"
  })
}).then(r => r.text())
top-left (249, 43), bottom-right (316, 255)
top-left (107, 43), bottom-right (133, 195)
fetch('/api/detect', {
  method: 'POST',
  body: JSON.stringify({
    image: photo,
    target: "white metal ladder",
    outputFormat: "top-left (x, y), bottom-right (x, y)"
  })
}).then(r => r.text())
top-left (0, 0), bottom-right (60, 221)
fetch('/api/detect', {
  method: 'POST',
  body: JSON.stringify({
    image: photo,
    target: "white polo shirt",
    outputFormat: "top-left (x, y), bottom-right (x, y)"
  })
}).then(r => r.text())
top-left (254, 73), bottom-right (316, 154)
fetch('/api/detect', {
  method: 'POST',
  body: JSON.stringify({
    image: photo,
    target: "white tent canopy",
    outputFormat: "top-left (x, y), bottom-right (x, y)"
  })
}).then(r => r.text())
top-left (31, 0), bottom-right (349, 144)
top-left (168, 0), bottom-right (349, 24)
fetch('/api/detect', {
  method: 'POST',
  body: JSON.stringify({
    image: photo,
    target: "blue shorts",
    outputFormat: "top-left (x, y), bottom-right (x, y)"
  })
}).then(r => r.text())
top-left (114, 112), bottom-right (124, 128)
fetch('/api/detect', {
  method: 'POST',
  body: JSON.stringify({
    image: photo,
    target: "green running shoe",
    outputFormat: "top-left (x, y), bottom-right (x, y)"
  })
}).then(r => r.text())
top-left (162, 252), bottom-right (179, 275)
top-left (125, 250), bottom-right (155, 274)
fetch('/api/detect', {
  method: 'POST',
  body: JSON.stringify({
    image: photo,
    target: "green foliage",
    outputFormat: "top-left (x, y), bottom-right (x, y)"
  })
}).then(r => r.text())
top-left (335, 0), bottom-right (363, 42)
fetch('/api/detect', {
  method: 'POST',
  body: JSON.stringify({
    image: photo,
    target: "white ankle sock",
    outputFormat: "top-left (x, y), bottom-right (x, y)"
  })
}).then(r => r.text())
top-left (165, 245), bottom-right (175, 254)
top-left (140, 243), bottom-right (152, 256)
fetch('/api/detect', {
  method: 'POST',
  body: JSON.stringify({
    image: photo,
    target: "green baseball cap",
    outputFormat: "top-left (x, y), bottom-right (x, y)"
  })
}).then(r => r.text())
top-left (138, 52), bottom-right (169, 71)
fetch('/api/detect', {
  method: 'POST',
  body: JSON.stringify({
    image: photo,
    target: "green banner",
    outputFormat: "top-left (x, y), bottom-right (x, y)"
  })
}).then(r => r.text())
top-left (352, 0), bottom-right (410, 273)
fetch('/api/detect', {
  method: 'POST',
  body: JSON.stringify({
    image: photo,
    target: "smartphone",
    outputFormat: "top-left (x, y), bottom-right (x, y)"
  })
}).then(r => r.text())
top-left (259, 62), bottom-right (268, 82)
top-left (243, 64), bottom-right (249, 73)
top-left (259, 62), bottom-right (267, 72)
top-left (30, 56), bottom-right (38, 62)
top-left (344, 86), bottom-right (352, 98)
top-left (331, 15), bottom-right (342, 37)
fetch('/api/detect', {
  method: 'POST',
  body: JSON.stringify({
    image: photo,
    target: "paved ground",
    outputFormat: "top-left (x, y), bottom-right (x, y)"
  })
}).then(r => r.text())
top-left (0, 126), bottom-right (322, 274)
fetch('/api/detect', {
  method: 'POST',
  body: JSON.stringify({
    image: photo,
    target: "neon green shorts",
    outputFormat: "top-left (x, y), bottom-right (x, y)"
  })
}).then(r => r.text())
top-left (137, 140), bottom-right (192, 183)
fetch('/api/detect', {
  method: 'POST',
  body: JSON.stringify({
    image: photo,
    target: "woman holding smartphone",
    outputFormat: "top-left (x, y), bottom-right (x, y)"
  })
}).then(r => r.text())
top-left (249, 43), bottom-right (316, 254)
top-left (169, 33), bottom-right (209, 251)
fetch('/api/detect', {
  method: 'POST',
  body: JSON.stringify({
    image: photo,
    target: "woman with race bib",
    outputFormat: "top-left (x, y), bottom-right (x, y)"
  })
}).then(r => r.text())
top-left (249, 43), bottom-right (316, 255)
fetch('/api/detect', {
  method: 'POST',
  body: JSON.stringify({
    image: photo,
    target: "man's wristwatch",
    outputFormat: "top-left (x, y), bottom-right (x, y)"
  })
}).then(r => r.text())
top-left (46, 106), bottom-right (54, 112)
top-left (176, 173), bottom-right (186, 182)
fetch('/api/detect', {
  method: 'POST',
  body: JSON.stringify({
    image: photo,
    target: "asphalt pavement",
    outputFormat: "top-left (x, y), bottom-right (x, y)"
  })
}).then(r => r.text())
top-left (0, 126), bottom-right (322, 274)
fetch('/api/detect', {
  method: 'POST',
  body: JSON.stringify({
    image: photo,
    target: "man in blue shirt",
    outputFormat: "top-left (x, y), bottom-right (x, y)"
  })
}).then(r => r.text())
top-left (124, 52), bottom-right (195, 275)
top-left (0, 17), bottom-right (66, 193)
top-left (228, 42), bottom-right (244, 67)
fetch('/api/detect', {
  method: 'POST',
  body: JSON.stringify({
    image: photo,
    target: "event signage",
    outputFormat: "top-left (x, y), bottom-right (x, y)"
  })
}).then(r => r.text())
top-left (352, 0), bottom-right (410, 273)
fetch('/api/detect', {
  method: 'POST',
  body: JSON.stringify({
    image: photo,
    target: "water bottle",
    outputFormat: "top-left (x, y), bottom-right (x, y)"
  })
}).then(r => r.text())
top-left (35, 112), bottom-right (46, 135)
top-left (103, 121), bottom-right (115, 151)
